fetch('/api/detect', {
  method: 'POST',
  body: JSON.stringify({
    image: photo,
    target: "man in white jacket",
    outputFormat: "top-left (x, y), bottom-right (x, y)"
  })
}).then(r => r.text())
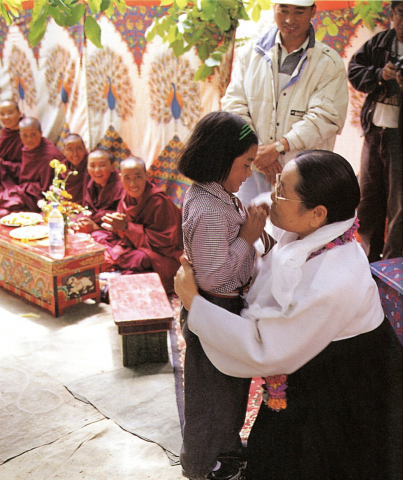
top-left (222, 0), bottom-right (348, 205)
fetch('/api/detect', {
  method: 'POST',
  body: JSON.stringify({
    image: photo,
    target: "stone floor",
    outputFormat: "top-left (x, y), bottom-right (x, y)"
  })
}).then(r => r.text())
top-left (0, 287), bottom-right (184, 479)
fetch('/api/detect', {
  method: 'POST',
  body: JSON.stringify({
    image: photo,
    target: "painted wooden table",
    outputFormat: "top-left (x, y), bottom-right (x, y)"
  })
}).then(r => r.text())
top-left (0, 224), bottom-right (106, 317)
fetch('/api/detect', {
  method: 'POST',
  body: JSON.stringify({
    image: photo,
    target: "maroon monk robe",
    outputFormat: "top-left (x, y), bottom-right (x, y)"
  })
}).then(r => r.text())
top-left (82, 169), bottom-right (124, 225)
top-left (0, 137), bottom-right (65, 214)
top-left (63, 155), bottom-right (88, 205)
top-left (96, 181), bottom-right (183, 293)
top-left (0, 127), bottom-right (23, 190)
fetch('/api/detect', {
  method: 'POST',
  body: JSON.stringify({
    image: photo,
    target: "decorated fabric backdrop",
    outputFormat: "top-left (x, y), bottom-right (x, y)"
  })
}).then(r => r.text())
top-left (0, 1), bottom-right (392, 206)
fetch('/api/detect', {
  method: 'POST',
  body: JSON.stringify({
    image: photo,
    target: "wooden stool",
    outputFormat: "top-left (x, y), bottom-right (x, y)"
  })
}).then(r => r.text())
top-left (109, 273), bottom-right (174, 367)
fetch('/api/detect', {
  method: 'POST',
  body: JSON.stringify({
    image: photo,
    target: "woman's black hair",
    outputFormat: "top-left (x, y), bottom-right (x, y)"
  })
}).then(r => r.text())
top-left (294, 150), bottom-right (360, 224)
top-left (178, 111), bottom-right (258, 183)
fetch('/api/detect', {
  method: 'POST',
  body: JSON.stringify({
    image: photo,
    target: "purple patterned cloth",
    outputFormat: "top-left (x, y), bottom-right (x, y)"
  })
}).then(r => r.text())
top-left (370, 258), bottom-right (403, 345)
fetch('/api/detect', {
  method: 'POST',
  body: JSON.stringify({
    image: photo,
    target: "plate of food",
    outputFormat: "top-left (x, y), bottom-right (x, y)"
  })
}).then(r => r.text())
top-left (0, 212), bottom-right (44, 227)
top-left (10, 225), bottom-right (49, 241)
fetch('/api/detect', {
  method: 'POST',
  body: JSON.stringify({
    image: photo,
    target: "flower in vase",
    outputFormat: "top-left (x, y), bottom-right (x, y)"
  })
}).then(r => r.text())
top-left (38, 158), bottom-right (90, 230)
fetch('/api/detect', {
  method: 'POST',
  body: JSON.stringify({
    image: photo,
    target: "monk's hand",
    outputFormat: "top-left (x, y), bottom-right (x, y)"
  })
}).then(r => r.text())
top-left (101, 212), bottom-right (127, 231)
top-left (263, 160), bottom-right (282, 185)
top-left (174, 255), bottom-right (198, 311)
top-left (239, 205), bottom-right (268, 245)
top-left (75, 217), bottom-right (97, 233)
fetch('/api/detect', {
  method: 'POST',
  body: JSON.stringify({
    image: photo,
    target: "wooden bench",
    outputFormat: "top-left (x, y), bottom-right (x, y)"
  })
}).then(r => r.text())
top-left (108, 273), bottom-right (174, 367)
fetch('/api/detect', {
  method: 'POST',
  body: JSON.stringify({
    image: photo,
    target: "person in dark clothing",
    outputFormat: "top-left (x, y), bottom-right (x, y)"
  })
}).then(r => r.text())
top-left (348, 1), bottom-right (403, 261)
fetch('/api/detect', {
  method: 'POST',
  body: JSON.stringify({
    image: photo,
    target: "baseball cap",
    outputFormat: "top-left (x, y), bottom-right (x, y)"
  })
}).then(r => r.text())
top-left (272, 0), bottom-right (315, 6)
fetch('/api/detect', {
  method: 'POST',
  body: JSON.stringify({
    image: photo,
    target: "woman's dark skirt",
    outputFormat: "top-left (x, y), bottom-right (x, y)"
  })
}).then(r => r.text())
top-left (246, 318), bottom-right (403, 480)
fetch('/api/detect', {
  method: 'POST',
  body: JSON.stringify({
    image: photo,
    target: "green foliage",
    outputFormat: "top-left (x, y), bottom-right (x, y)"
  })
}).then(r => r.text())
top-left (352, 0), bottom-right (385, 30)
top-left (0, 0), bottom-right (21, 26)
top-left (5, 0), bottom-right (127, 48)
top-left (0, 0), bottom-right (392, 76)
top-left (146, 0), bottom-right (271, 81)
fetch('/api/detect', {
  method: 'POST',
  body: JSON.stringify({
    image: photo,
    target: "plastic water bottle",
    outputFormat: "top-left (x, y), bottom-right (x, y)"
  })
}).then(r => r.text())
top-left (48, 203), bottom-right (65, 259)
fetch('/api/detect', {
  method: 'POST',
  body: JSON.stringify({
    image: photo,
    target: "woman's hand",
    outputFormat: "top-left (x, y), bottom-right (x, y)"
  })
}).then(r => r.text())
top-left (101, 212), bottom-right (127, 231)
top-left (239, 205), bottom-right (268, 245)
top-left (75, 217), bottom-right (99, 233)
top-left (174, 255), bottom-right (199, 311)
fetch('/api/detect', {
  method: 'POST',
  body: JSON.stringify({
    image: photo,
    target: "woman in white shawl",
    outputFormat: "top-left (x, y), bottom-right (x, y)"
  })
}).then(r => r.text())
top-left (175, 150), bottom-right (403, 480)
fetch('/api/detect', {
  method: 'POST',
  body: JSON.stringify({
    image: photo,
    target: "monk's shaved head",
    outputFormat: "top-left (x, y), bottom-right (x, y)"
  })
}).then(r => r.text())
top-left (89, 148), bottom-right (114, 165)
top-left (64, 133), bottom-right (85, 146)
top-left (19, 117), bottom-right (41, 131)
top-left (0, 99), bottom-right (20, 112)
top-left (120, 156), bottom-right (146, 172)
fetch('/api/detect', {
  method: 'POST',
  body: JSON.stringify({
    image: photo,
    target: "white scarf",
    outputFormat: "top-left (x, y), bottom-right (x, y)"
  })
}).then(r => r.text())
top-left (245, 216), bottom-right (356, 317)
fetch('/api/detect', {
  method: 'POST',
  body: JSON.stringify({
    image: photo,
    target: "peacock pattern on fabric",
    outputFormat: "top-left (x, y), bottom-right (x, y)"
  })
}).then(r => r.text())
top-left (312, 4), bottom-right (390, 57)
top-left (147, 135), bottom-right (192, 208)
top-left (148, 50), bottom-right (201, 131)
top-left (0, 14), bottom-right (8, 64)
top-left (112, 4), bottom-right (168, 75)
top-left (217, 49), bottom-right (234, 99)
top-left (44, 45), bottom-right (79, 113)
top-left (96, 125), bottom-right (132, 168)
top-left (56, 122), bottom-right (71, 151)
top-left (348, 84), bottom-right (367, 131)
top-left (86, 47), bottom-right (135, 121)
top-left (8, 45), bottom-right (36, 108)
top-left (14, 9), bottom-right (42, 63)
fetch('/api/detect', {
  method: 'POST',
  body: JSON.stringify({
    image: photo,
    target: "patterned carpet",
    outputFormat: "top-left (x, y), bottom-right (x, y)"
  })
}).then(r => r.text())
top-left (168, 296), bottom-right (263, 441)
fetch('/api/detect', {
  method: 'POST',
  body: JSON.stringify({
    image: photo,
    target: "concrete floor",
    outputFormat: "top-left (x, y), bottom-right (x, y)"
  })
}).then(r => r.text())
top-left (0, 287), bottom-right (184, 479)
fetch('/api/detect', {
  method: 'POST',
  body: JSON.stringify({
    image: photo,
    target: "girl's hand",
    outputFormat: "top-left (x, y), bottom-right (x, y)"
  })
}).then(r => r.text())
top-left (101, 212), bottom-right (127, 231)
top-left (174, 255), bottom-right (199, 311)
top-left (239, 205), bottom-right (268, 245)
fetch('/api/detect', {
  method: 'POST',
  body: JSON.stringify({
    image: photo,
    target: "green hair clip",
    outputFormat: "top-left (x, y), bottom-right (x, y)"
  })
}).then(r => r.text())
top-left (239, 123), bottom-right (254, 141)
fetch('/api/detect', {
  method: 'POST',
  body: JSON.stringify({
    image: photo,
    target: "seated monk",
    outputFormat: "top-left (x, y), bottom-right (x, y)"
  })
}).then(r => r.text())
top-left (62, 134), bottom-right (88, 205)
top-left (0, 99), bottom-right (24, 190)
top-left (75, 148), bottom-right (124, 234)
top-left (0, 117), bottom-right (65, 217)
top-left (99, 156), bottom-right (183, 293)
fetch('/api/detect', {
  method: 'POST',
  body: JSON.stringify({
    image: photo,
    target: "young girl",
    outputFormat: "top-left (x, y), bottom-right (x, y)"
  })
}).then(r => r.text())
top-left (178, 111), bottom-right (272, 480)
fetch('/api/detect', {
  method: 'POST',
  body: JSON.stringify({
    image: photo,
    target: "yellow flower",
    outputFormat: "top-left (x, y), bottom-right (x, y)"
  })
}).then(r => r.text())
top-left (61, 190), bottom-right (72, 199)
top-left (49, 159), bottom-right (61, 168)
top-left (58, 164), bottom-right (67, 174)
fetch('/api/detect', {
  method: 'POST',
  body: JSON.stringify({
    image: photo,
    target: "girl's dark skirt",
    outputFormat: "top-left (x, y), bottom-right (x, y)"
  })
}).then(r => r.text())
top-left (246, 318), bottom-right (403, 480)
top-left (180, 292), bottom-right (251, 477)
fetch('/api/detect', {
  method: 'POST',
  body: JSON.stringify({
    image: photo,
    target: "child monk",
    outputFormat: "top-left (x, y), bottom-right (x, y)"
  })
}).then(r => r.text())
top-left (0, 99), bottom-right (23, 190)
top-left (75, 148), bottom-right (124, 233)
top-left (62, 134), bottom-right (88, 205)
top-left (0, 117), bottom-right (65, 216)
top-left (99, 156), bottom-right (183, 293)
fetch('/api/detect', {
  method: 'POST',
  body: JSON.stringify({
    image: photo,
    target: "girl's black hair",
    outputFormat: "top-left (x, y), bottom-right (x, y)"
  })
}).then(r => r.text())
top-left (178, 111), bottom-right (258, 183)
top-left (294, 150), bottom-right (360, 224)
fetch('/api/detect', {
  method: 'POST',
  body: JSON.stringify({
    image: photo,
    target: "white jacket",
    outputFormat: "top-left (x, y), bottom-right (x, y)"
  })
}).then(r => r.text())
top-left (222, 25), bottom-right (348, 166)
top-left (187, 218), bottom-right (384, 378)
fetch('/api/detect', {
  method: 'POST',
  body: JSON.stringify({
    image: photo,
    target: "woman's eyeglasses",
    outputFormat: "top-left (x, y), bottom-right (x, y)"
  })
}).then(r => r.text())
top-left (274, 173), bottom-right (304, 203)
